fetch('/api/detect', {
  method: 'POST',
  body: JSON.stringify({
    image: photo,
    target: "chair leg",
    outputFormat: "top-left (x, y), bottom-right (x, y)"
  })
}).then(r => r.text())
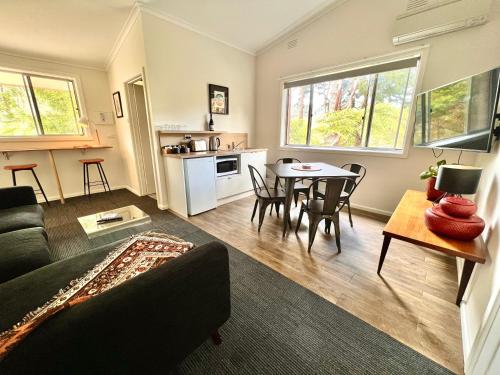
top-left (31, 169), bottom-right (49, 205)
top-left (251, 199), bottom-right (258, 222)
top-left (85, 163), bottom-right (91, 198)
top-left (83, 163), bottom-right (87, 197)
top-left (307, 215), bottom-right (322, 253)
top-left (275, 202), bottom-right (280, 217)
top-left (257, 200), bottom-right (269, 232)
top-left (96, 163), bottom-right (107, 192)
top-left (269, 202), bottom-right (273, 216)
top-left (11, 170), bottom-right (17, 186)
top-left (333, 214), bottom-right (341, 253)
top-left (294, 191), bottom-right (299, 207)
top-left (324, 219), bottom-right (331, 234)
top-left (295, 204), bottom-right (304, 233)
top-left (98, 163), bottom-right (111, 193)
top-left (347, 199), bottom-right (353, 227)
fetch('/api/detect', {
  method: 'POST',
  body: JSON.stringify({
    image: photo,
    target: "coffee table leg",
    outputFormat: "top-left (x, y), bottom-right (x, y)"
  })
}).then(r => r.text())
top-left (456, 260), bottom-right (475, 306)
top-left (377, 235), bottom-right (391, 274)
top-left (282, 177), bottom-right (296, 238)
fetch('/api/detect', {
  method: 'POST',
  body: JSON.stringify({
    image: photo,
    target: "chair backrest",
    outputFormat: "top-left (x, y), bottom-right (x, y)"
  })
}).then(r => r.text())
top-left (275, 157), bottom-right (302, 164)
top-left (310, 177), bottom-right (350, 215)
top-left (341, 163), bottom-right (366, 195)
top-left (248, 165), bottom-right (271, 198)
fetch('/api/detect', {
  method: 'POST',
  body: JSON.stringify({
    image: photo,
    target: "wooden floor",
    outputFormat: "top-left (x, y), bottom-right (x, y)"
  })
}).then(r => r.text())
top-left (188, 196), bottom-right (463, 374)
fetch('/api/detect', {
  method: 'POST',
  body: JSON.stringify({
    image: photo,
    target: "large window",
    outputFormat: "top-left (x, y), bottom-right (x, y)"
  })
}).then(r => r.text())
top-left (0, 69), bottom-right (82, 137)
top-left (284, 58), bottom-right (419, 151)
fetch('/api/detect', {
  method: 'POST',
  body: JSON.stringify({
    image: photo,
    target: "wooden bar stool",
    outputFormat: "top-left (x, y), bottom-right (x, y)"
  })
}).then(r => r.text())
top-left (79, 158), bottom-right (111, 198)
top-left (3, 164), bottom-right (49, 204)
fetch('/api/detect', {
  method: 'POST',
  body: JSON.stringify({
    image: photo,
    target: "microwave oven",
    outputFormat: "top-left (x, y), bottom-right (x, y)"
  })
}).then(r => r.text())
top-left (216, 157), bottom-right (238, 177)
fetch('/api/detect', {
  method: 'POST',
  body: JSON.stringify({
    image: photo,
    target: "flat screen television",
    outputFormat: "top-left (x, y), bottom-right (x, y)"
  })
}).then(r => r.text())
top-left (414, 67), bottom-right (500, 152)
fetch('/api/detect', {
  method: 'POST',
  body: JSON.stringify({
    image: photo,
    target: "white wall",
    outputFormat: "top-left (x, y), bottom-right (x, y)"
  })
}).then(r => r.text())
top-left (254, 0), bottom-right (500, 214)
top-left (141, 11), bottom-right (255, 139)
top-left (0, 52), bottom-right (125, 200)
top-left (106, 13), bottom-right (147, 196)
top-left (140, 10), bottom-right (256, 209)
top-left (463, 141), bottom-right (500, 373)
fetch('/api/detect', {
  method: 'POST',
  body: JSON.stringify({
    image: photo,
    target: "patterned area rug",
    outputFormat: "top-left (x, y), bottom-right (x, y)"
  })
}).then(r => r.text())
top-left (42, 190), bottom-right (453, 374)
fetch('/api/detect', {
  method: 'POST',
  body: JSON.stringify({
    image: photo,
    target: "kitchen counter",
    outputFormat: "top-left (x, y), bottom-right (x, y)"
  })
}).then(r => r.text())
top-left (162, 148), bottom-right (268, 159)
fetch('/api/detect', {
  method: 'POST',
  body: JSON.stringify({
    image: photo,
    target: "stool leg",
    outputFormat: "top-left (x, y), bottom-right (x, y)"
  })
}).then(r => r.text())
top-left (98, 163), bottom-right (111, 193)
top-left (96, 163), bottom-right (107, 192)
top-left (86, 163), bottom-right (91, 198)
top-left (82, 163), bottom-right (87, 197)
top-left (11, 170), bottom-right (17, 186)
top-left (31, 169), bottom-right (49, 205)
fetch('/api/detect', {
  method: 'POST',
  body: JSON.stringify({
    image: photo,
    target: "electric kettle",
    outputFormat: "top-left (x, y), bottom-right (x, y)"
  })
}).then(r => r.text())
top-left (209, 136), bottom-right (221, 151)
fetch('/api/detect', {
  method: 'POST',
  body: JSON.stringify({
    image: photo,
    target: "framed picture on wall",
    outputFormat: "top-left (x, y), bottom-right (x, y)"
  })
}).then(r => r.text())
top-left (113, 91), bottom-right (124, 118)
top-left (208, 84), bottom-right (229, 115)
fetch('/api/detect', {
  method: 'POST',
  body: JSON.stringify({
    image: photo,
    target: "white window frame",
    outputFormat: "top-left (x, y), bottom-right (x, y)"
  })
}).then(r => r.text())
top-left (0, 65), bottom-right (91, 143)
top-left (279, 46), bottom-right (429, 159)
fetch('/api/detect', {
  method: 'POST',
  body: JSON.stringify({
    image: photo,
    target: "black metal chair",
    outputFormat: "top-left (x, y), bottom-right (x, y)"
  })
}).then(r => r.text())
top-left (313, 163), bottom-right (366, 228)
top-left (270, 158), bottom-right (309, 217)
top-left (248, 165), bottom-right (288, 232)
top-left (296, 177), bottom-right (351, 253)
top-left (338, 163), bottom-right (366, 227)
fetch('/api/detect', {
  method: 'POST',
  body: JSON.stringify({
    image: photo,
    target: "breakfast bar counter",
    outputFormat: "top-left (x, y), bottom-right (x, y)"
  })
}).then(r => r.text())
top-left (1, 144), bottom-right (112, 204)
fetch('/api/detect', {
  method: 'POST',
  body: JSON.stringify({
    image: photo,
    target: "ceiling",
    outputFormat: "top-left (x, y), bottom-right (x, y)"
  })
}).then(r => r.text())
top-left (0, 0), bottom-right (342, 69)
top-left (0, 0), bottom-right (134, 68)
top-left (141, 0), bottom-right (342, 54)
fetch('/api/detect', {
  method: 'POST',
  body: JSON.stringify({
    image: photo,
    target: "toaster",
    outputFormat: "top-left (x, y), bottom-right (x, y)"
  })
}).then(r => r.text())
top-left (189, 139), bottom-right (208, 152)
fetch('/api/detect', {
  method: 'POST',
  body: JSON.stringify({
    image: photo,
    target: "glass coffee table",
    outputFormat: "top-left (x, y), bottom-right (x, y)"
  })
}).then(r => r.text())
top-left (78, 205), bottom-right (151, 239)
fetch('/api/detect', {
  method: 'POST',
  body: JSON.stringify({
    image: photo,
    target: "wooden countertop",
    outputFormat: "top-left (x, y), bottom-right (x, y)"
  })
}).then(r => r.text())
top-left (383, 190), bottom-right (486, 263)
top-left (162, 148), bottom-right (267, 159)
top-left (1, 144), bottom-right (112, 152)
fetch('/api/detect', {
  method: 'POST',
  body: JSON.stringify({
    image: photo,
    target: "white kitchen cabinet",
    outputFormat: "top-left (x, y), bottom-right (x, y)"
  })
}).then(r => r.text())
top-left (163, 150), bottom-right (267, 216)
top-left (216, 150), bottom-right (267, 200)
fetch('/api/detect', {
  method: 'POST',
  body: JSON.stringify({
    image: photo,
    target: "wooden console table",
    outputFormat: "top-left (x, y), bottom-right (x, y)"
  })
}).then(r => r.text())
top-left (377, 190), bottom-right (486, 306)
top-left (1, 144), bottom-right (112, 204)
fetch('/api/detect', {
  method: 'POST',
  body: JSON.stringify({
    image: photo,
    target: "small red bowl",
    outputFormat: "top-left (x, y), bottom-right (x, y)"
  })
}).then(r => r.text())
top-left (440, 196), bottom-right (477, 218)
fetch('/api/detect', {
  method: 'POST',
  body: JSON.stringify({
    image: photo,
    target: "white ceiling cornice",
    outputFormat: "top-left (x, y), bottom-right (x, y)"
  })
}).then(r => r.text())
top-left (105, 4), bottom-right (141, 71)
top-left (104, 0), bottom-right (351, 68)
top-left (256, 0), bottom-right (350, 56)
top-left (0, 49), bottom-right (106, 72)
top-left (136, 2), bottom-right (256, 56)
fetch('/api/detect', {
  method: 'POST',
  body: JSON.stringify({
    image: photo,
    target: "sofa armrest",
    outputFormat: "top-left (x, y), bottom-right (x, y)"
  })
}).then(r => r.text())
top-left (0, 241), bottom-right (231, 374)
top-left (0, 186), bottom-right (37, 209)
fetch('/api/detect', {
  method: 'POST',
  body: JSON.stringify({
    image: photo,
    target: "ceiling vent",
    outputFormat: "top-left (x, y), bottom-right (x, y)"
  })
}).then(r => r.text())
top-left (287, 39), bottom-right (298, 49)
top-left (392, 0), bottom-right (492, 45)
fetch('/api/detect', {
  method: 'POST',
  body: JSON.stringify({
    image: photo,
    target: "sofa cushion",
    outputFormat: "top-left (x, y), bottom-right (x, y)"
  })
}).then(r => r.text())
top-left (0, 240), bottom-right (121, 332)
top-left (0, 205), bottom-right (44, 235)
top-left (0, 228), bottom-right (51, 284)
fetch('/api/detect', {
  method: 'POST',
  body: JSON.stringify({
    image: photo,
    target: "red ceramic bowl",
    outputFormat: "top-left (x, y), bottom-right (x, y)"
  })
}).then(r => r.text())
top-left (440, 196), bottom-right (477, 218)
top-left (424, 206), bottom-right (484, 241)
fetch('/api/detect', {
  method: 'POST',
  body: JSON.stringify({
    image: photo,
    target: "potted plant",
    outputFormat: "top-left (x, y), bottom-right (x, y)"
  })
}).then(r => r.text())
top-left (420, 160), bottom-right (446, 200)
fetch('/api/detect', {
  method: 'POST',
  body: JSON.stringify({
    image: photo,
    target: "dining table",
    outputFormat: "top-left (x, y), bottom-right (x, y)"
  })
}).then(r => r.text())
top-left (265, 162), bottom-right (359, 237)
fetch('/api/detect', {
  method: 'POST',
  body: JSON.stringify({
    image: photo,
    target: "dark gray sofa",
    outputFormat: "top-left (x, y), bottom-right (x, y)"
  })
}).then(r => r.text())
top-left (0, 186), bottom-right (231, 374)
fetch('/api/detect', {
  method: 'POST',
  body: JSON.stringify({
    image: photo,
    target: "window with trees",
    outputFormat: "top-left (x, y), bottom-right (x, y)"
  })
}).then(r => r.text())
top-left (284, 58), bottom-right (419, 151)
top-left (0, 69), bottom-right (82, 137)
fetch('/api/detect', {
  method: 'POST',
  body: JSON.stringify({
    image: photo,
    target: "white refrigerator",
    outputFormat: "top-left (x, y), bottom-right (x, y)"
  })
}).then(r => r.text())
top-left (184, 157), bottom-right (217, 215)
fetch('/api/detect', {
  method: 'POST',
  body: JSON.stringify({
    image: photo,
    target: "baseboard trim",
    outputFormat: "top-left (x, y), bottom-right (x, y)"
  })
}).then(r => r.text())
top-left (349, 202), bottom-right (392, 220)
top-left (217, 190), bottom-right (254, 206)
top-left (39, 185), bottom-right (139, 203)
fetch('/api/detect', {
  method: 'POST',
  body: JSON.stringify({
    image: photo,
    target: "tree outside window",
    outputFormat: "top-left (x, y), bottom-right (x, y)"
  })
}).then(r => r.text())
top-left (0, 70), bottom-right (81, 137)
top-left (284, 60), bottom-right (418, 151)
